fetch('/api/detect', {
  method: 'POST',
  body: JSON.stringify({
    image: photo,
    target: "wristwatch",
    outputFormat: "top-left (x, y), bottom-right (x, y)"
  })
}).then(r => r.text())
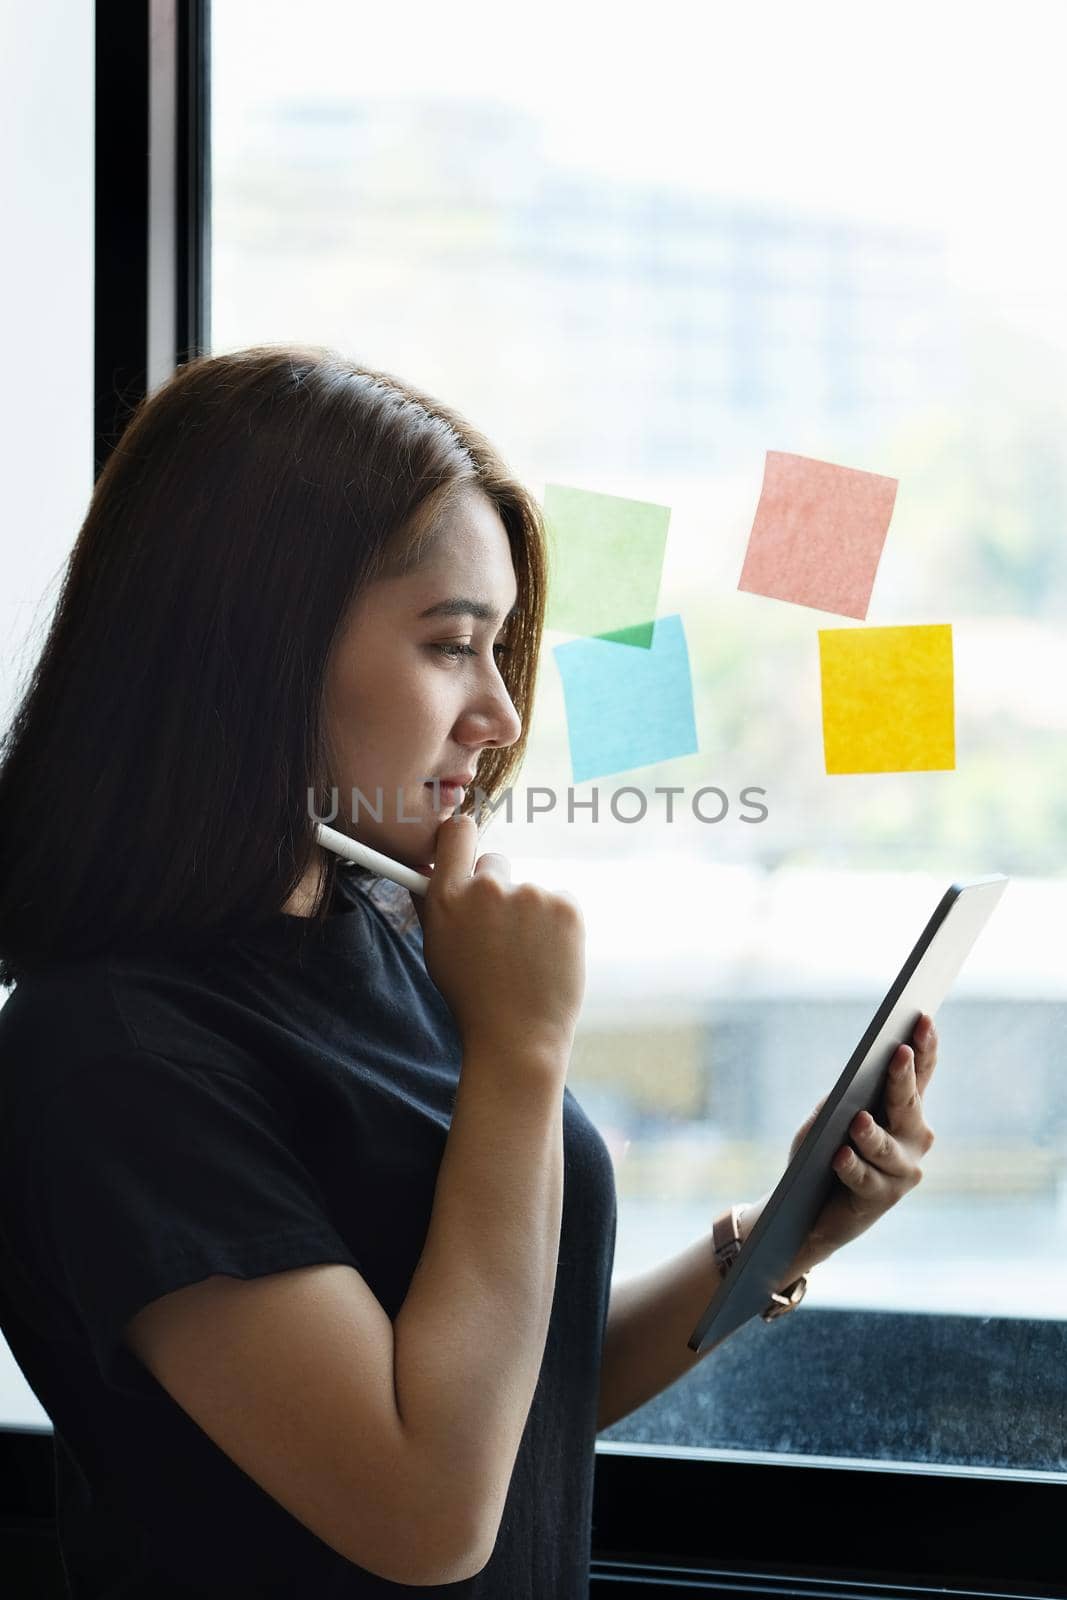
top-left (712, 1204), bottom-right (809, 1323)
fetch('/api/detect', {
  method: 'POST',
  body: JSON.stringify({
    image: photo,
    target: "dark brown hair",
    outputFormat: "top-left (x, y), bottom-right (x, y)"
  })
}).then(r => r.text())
top-left (0, 344), bottom-right (548, 988)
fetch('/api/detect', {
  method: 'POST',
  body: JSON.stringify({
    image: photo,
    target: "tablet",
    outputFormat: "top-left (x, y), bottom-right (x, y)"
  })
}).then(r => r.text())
top-left (687, 874), bottom-right (1009, 1356)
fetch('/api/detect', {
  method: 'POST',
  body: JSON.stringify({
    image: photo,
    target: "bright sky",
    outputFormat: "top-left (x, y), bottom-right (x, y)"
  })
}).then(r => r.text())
top-left (213, 0), bottom-right (1067, 344)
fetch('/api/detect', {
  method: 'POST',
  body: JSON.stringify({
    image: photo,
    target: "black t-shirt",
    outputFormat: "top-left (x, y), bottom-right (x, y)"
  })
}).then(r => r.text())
top-left (0, 867), bottom-right (618, 1597)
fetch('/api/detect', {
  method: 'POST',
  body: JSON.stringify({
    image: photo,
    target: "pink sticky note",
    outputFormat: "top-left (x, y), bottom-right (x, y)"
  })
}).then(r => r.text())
top-left (738, 450), bottom-right (899, 620)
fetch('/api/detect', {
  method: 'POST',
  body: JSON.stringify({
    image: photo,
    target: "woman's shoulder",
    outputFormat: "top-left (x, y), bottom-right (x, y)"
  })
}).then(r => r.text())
top-left (0, 956), bottom-right (128, 1042)
top-left (0, 938), bottom-right (246, 1086)
top-left (0, 958), bottom-right (136, 1135)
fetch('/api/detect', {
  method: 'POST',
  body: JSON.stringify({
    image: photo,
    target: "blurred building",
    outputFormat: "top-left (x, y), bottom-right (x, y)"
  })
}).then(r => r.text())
top-left (216, 95), bottom-right (960, 473)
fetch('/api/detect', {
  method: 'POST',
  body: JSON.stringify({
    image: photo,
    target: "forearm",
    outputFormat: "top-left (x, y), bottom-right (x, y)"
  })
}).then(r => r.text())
top-left (595, 1195), bottom-right (818, 1434)
top-left (393, 1044), bottom-right (566, 1559)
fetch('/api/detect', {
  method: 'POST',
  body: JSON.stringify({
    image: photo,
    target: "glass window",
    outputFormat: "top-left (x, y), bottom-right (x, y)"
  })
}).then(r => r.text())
top-left (211, 0), bottom-right (1067, 1474)
top-left (0, 0), bottom-right (94, 1434)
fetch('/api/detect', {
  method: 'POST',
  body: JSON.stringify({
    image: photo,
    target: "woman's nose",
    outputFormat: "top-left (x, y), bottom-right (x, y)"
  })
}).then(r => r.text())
top-left (462, 677), bottom-right (522, 750)
top-left (495, 694), bottom-right (523, 748)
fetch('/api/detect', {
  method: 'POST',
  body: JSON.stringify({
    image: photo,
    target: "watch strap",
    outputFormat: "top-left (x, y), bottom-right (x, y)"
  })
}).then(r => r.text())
top-left (712, 1204), bottom-right (748, 1277)
top-left (712, 1203), bottom-right (809, 1322)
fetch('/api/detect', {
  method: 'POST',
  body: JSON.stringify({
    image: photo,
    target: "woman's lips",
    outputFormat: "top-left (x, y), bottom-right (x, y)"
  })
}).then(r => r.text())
top-left (424, 780), bottom-right (465, 805)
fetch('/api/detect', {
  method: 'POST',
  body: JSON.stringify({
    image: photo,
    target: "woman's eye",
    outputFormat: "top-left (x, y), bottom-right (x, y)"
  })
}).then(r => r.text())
top-left (433, 642), bottom-right (511, 662)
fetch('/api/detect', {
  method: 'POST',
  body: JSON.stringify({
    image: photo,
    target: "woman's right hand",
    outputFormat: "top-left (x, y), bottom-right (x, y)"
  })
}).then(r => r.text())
top-left (411, 813), bottom-right (586, 1070)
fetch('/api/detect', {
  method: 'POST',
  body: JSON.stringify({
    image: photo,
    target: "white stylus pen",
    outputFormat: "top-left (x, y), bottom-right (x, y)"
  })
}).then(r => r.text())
top-left (314, 821), bottom-right (430, 897)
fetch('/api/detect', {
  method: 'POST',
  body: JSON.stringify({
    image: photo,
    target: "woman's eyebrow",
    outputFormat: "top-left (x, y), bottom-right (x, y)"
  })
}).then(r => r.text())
top-left (416, 597), bottom-right (519, 623)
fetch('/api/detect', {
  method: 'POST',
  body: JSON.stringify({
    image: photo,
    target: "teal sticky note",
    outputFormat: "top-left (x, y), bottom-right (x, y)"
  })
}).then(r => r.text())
top-left (552, 614), bottom-right (699, 783)
top-left (543, 484), bottom-right (670, 646)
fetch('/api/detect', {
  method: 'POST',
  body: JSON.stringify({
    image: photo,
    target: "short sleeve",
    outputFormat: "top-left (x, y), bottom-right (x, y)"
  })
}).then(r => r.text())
top-left (25, 1049), bottom-right (363, 1398)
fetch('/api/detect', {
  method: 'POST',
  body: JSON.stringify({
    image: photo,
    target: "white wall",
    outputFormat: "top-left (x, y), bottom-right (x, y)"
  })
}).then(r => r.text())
top-left (0, 0), bottom-right (94, 1428)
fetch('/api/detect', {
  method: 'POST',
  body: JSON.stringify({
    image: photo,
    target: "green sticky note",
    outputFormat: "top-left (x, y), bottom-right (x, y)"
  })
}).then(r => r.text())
top-left (543, 484), bottom-right (670, 646)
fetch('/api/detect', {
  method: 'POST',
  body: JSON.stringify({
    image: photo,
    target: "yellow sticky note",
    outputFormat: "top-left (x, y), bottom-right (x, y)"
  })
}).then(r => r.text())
top-left (819, 625), bottom-right (955, 775)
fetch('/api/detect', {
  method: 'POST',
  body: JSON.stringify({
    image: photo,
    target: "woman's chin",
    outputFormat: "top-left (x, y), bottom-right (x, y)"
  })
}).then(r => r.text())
top-left (349, 791), bottom-right (452, 868)
top-left (366, 828), bottom-right (438, 872)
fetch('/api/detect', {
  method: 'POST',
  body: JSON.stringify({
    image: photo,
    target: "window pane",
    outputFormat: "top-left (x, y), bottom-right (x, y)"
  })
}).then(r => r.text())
top-left (211, 0), bottom-right (1067, 1473)
top-left (0, 0), bottom-right (94, 1433)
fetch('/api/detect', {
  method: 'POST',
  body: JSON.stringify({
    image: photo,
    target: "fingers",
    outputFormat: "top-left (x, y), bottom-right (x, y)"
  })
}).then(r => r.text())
top-left (884, 1037), bottom-right (937, 1155)
top-left (472, 850), bottom-right (512, 883)
top-left (840, 1108), bottom-right (924, 1189)
top-left (833, 1133), bottom-right (923, 1208)
top-left (828, 1017), bottom-right (939, 1202)
top-left (833, 1138), bottom-right (920, 1206)
top-left (429, 813), bottom-right (478, 887)
top-left (910, 1013), bottom-right (939, 1090)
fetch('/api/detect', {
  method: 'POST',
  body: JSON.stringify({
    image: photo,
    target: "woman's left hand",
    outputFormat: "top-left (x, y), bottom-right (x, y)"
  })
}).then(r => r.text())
top-left (782, 1013), bottom-right (939, 1271)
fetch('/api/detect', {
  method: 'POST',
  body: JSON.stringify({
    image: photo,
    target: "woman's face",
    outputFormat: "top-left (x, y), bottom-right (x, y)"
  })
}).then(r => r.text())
top-left (323, 485), bottom-right (523, 874)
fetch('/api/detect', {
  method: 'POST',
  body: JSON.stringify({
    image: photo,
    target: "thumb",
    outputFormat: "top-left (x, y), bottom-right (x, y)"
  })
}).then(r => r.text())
top-left (790, 1094), bottom-right (829, 1159)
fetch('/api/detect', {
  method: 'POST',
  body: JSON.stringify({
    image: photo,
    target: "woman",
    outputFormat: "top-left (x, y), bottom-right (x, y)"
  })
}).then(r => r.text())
top-left (0, 345), bottom-right (936, 1597)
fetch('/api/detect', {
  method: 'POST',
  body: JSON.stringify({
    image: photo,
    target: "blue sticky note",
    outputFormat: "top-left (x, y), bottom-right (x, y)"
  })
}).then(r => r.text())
top-left (552, 614), bottom-right (699, 784)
